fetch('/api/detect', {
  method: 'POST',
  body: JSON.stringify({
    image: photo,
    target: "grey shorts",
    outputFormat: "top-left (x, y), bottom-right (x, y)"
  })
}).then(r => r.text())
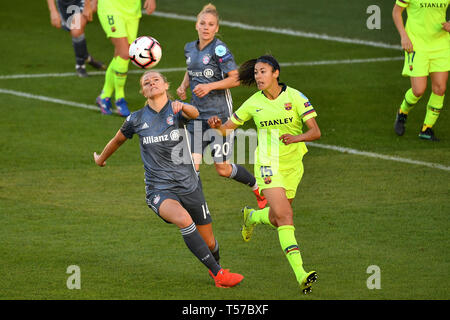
top-left (56, 0), bottom-right (85, 31)
top-left (146, 183), bottom-right (212, 226)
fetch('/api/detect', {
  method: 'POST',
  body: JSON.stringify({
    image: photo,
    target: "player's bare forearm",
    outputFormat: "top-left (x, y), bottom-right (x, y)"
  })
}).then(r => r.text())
top-left (47, 0), bottom-right (61, 28)
top-left (302, 118), bottom-right (321, 141)
top-left (144, 0), bottom-right (156, 15)
top-left (209, 70), bottom-right (240, 90)
top-left (94, 130), bottom-right (127, 166)
top-left (177, 72), bottom-right (190, 100)
top-left (299, 126), bottom-right (321, 142)
top-left (392, 4), bottom-right (414, 52)
top-left (47, 0), bottom-right (57, 12)
top-left (208, 117), bottom-right (238, 136)
top-left (181, 103), bottom-right (199, 120)
top-left (83, 0), bottom-right (93, 20)
top-left (90, 0), bottom-right (98, 12)
top-left (280, 118), bottom-right (321, 145)
top-left (392, 5), bottom-right (408, 38)
top-left (193, 71), bottom-right (240, 97)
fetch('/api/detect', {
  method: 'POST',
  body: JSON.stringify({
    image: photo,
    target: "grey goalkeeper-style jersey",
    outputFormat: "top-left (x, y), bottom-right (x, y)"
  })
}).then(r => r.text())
top-left (184, 38), bottom-right (238, 120)
top-left (120, 101), bottom-right (199, 195)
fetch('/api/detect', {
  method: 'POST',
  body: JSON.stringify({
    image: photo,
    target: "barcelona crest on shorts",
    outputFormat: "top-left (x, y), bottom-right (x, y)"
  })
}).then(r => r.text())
top-left (264, 176), bottom-right (272, 184)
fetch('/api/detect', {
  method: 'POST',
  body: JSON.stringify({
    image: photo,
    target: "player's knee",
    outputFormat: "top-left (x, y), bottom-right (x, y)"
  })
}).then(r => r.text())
top-left (113, 40), bottom-right (131, 60)
top-left (412, 86), bottom-right (426, 98)
top-left (118, 51), bottom-right (130, 61)
top-left (69, 15), bottom-right (86, 37)
top-left (271, 207), bottom-right (294, 226)
top-left (70, 28), bottom-right (84, 38)
top-left (172, 213), bottom-right (193, 229)
top-left (432, 83), bottom-right (446, 96)
top-left (276, 215), bottom-right (293, 226)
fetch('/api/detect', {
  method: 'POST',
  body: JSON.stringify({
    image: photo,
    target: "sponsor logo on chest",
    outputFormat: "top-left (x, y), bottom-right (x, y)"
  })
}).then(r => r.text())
top-left (420, 2), bottom-right (447, 8)
top-left (142, 130), bottom-right (180, 145)
top-left (259, 117), bottom-right (294, 127)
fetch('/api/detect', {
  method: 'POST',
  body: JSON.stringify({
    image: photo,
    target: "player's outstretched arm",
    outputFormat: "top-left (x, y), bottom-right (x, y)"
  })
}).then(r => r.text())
top-left (208, 117), bottom-right (238, 136)
top-left (193, 70), bottom-right (240, 98)
top-left (172, 101), bottom-right (199, 120)
top-left (94, 130), bottom-right (128, 167)
top-left (280, 118), bottom-right (321, 145)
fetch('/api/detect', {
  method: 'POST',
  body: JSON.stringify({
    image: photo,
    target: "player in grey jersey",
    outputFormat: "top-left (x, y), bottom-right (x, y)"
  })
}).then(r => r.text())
top-left (176, 3), bottom-right (267, 209)
top-left (46, 0), bottom-right (105, 77)
top-left (94, 71), bottom-right (244, 288)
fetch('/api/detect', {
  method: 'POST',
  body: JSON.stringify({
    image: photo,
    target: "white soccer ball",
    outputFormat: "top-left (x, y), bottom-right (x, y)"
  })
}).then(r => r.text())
top-left (129, 36), bottom-right (162, 69)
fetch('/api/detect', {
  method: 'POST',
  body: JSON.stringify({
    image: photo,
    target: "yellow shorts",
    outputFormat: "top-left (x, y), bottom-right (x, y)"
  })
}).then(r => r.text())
top-left (98, 11), bottom-right (140, 43)
top-left (402, 48), bottom-right (450, 77)
top-left (255, 162), bottom-right (304, 199)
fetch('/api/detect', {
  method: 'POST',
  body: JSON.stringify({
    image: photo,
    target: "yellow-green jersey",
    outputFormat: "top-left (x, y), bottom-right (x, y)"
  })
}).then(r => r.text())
top-left (98, 0), bottom-right (142, 18)
top-left (396, 0), bottom-right (450, 51)
top-left (231, 85), bottom-right (317, 170)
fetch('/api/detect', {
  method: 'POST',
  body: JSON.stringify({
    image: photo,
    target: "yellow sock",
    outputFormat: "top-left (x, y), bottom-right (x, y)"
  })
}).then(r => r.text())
top-left (100, 58), bottom-right (115, 99)
top-left (113, 56), bottom-right (130, 100)
top-left (278, 225), bottom-right (307, 283)
top-left (248, 207), bottom-right (276, 229)
top-left (423, 93), bottom-right (444, 129)
top-left (400, 88), bottom-right (422, 114)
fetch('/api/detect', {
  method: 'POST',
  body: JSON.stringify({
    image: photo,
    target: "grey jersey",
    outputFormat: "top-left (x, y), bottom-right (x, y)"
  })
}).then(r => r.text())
top-left (184, 38), bottom-right (237, 120)
top-left (120, 101), bottom-right (198, 195)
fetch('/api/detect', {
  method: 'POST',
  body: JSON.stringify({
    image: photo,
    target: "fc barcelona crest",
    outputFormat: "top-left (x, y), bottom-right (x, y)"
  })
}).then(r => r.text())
top-left (264, 176), bottom-right (272, 184)
top-left (284, 103), bottom-right (292, 111)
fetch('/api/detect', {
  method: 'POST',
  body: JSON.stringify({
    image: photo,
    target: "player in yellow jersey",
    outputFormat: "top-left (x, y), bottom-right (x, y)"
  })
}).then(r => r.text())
top-left (96, 0), bottom-right (156, 117)
top-left (208, 55), bottom-right (321, 294)
top-left (393, 0), bottom-right (450, 141)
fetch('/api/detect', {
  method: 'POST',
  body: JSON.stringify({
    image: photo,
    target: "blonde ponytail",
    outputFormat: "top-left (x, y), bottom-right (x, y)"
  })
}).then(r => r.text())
top-left (197, 3), bottom-right (219, 23)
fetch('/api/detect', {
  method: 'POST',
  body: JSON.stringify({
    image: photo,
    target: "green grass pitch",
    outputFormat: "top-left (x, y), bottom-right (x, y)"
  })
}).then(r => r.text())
top-left (0, 0), bottom-right (448, 300)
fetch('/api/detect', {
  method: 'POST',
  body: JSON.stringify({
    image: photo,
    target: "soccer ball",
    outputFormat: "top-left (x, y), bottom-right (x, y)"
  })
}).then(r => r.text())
top-left (129, 36), bottom-right (162, 69)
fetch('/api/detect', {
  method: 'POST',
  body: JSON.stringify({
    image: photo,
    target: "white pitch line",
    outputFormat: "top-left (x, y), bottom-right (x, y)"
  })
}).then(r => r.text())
top-left (280, 56), bottom-right (403, 67)
top-left (306, 142), bottom-right (450, 172)
top-left (1, 78), bottom-right (448, 173)
top-left (0, 57), bottom-right (402, 80)
top-left (0, 67), bottom-right (186, 80)
top-left (0, 88), bottom-right (98, 111)
top-left (151, 11), bottom-right (402, 50)
top-left (235, 129), bottom-right (450, 172)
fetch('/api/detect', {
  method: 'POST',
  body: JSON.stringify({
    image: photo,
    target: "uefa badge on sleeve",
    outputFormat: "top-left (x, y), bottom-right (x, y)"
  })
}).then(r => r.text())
top-left (215, 45), bottom-right (227, 57)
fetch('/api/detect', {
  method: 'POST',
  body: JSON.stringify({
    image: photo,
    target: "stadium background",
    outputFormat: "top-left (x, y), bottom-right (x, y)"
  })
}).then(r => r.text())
top-left (0, 0), bottom-right (448, 300)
